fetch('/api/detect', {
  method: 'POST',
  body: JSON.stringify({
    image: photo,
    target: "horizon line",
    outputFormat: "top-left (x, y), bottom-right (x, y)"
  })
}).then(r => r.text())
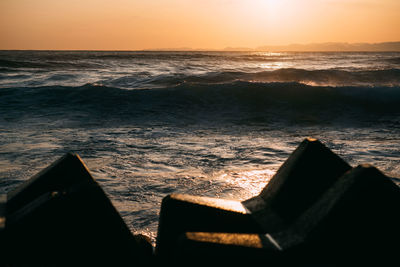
top-left (1, 41), bottom-right (400, 52)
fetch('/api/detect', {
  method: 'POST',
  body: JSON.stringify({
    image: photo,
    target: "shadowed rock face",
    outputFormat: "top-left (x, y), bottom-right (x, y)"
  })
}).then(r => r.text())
top-left (156, 138), bottom-right (352, 260)
top-left (155, 193), bottom-right (263, 259)
top-left (6, 153), bottom-right (94, 215)
top-left (253, 138), bottom-right (351, 221)
top-left (173, 166), bottom-right (400, 265)
top-left (155, 139), bottom-right (400, 265)
top-left (176, 232), bottom-right (282, 264)
top-left (278, 164), bottom-right (400, 263)
top-left (4, 153), bottom-right (152, 265)
top-left (243, 138), bottom-right (351, 231)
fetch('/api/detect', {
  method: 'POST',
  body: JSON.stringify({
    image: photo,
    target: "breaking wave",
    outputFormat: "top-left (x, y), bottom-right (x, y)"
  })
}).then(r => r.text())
top-left (116, 68), bottom-right (400, 87)
top-left (1, 81), bottom-right (399, 125)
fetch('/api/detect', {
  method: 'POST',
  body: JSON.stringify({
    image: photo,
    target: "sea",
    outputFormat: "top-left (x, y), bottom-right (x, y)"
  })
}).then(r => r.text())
top-left (1, 51), bottom-right (400, 242)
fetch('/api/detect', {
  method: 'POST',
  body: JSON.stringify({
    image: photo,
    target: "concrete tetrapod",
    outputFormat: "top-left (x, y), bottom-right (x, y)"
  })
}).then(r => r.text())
top-left (278, 164), bottom-right (400, 264)
top-left (155, 138), bottom-right (351, 260)
top-left (4, 153), bottom-right (152, 265)
top-left (173, 165), bottom-right (400, 265)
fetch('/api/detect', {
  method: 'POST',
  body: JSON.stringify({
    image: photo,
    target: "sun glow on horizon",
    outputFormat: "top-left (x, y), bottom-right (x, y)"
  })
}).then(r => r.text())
top-left (0, 0), bottom-right (399, 50)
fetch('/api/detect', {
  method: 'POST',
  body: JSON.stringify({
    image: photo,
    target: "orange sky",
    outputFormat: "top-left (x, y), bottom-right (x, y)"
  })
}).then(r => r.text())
top-left (1, 0), bottom-right (399, 50)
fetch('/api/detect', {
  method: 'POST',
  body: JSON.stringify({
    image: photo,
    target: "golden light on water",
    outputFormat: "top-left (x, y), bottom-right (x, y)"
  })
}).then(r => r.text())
top-left (217, 169), bottom-right (276, 200)
top-left (256, 52), bottom-right (285, 57)
top-left (259, 61), bottom-right (289, 70)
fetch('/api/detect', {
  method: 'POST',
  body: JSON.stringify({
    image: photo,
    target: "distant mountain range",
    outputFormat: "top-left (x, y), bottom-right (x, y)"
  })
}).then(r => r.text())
top-left (224, 42), bottom-right (400, 52)
top-left (143, 42), bottom-right (400, 52)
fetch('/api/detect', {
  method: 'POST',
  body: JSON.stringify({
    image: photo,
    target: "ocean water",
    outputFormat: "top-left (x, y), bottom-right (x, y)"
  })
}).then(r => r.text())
top-left (1, 51), bottom-right (400, 242)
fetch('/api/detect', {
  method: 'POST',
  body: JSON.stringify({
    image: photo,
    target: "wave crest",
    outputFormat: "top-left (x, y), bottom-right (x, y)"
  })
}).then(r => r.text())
top-left (96, 68), bottom-right (400, 88)
top-left (1, 82), bottom-right (399, 125)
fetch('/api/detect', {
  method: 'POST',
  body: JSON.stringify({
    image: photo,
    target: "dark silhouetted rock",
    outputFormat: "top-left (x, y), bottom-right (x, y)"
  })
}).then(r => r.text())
top-left (175, 232), bottom-right (283, 264)
top-left (155, 138), bottom-right (351, 260)
top-left (4, 153), bottom-right (152, 265)
top-left (172, 165), bottom-right (400, 265)
top-left (243, 137), bottom-right (351, 231)
top-left (275, 164), bottom-right (400, 264)
top-left (155, 194), bottom-right (262, 258)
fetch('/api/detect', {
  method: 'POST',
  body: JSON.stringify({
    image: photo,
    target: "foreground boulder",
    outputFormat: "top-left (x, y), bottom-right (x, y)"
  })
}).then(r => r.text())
top-left (155, 193), bottom-right (262, 259)
top-left (4, 153), bottom-right (152, 265)
top-left (243, 137), bottom-right (351, 230)
top-left (155, 138), bottom-right (351, 259)
top-left (282, 164), bottom-right (400, 263)
top-left (173, 165), bottom-right (400, 265)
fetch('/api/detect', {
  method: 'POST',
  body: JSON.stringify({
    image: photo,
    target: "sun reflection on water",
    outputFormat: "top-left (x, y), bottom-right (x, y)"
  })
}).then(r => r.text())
top-left (217, 169), bottom-right (276, 200)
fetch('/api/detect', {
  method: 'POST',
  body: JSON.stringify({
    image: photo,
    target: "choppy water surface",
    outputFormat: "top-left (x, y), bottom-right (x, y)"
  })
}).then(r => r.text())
top-left (1, 51), bottom-right (399, 241)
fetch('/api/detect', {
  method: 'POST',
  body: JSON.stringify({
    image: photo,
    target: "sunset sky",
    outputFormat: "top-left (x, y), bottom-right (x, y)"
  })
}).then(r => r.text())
top-left (1, 0), bottom-right (399, 50)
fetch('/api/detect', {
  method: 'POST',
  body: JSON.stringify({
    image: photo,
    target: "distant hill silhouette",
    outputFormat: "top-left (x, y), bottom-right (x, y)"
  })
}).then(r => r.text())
top-left (224, 42), bottom-right (400, 52)
top-left (142, 42), bottom-right (400, 52)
